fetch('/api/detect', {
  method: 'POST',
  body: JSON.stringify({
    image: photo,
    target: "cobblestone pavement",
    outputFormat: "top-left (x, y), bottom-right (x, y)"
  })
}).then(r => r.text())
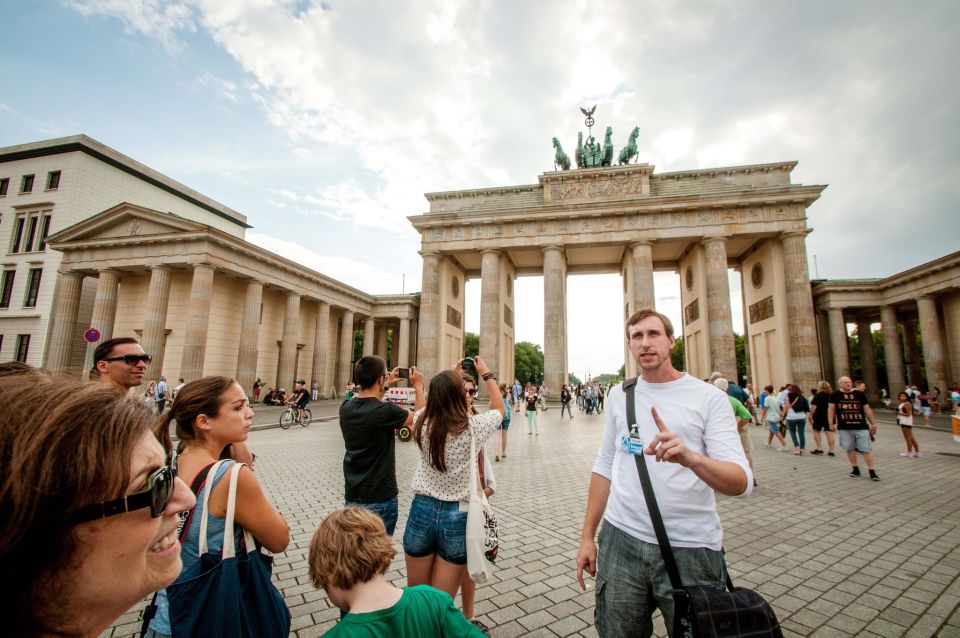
top-left (106, 406), bottom-right (960, 637)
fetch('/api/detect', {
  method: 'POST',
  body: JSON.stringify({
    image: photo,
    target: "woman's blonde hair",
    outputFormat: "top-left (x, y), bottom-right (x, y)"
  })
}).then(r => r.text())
top-left (309, 508), bottom-right (395, 590)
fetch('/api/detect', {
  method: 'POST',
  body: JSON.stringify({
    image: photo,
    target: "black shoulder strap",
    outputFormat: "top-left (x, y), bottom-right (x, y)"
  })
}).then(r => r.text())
top-left (139, 461), bottom-right (217, 637)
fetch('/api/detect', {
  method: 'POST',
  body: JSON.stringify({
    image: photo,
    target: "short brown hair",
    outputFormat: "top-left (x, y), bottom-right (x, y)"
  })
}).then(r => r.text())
top-left (309, 508), bottom-right (396, 590)
top-left (625, 308), bottom-right (675, 339)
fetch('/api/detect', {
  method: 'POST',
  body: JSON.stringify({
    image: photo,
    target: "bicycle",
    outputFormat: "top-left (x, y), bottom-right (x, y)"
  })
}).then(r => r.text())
top-left (279, 403), bottom-right (311, 429)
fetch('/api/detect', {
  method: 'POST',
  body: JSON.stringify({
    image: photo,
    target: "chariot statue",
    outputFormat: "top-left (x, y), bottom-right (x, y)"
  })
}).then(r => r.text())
top-left (552, 107), bottom-right (640, 171)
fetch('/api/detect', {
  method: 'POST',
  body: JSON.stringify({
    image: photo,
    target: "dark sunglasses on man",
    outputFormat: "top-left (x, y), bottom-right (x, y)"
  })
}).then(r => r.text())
top-left (69, 465), bottom-right (175, 523)
top-left (101, 354), bottom-right (153, 365)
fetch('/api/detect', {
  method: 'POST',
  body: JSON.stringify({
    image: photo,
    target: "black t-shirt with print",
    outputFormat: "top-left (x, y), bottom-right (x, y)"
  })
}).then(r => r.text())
top-left (811, 392), bottom-right (830, 428)
top-left (339, 398), bottom-right (409, 502)
top-left (829, 390), bottom-right (870, 430)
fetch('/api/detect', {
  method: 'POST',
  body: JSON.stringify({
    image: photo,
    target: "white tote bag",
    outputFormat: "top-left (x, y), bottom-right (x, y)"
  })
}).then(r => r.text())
top-left (466, 422), bottom-right (498, 584)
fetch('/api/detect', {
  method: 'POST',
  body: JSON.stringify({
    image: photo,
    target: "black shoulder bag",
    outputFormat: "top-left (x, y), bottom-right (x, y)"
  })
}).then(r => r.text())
top-left (622, 378), bottom-right (783, 638)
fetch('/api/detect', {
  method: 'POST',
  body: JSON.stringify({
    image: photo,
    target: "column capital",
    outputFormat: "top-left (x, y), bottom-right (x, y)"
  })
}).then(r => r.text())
top-left (481, 248), bottom-right (501, 257)
top-left (56, 269), bottom-right (85, 279)
top-left (780, 229), bottom-right (812, 240)
top-left (629, 240), bottom-right (655, 249)
top-left (149, 264), bottom-right (173, 273)
top-left (190, 262), bottom-right (216, 272)
top-left (542, 244), bottom-right (564, 254)
top-left (701, 235), bottom-right (729, 245)
top-left (420, 251), bottom-right (441, 259)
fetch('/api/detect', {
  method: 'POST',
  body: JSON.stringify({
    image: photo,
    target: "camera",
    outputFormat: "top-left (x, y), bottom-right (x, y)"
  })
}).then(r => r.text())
top-left (461, 357), bottom-right (475, 371)
top-left (398, 367), bottom-right (410, 379)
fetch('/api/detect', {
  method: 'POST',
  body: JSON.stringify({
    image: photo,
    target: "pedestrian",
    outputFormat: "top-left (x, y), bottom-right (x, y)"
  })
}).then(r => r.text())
top-left (310, 508), bottom-right (484, 636)
top-left (403, 356), bottom-right (504, 599)
top-left (762, 384), bottom-right (788, 450)
top-left (92, 337), bottom-right (152, 395)
top-left (782, 384), bottom-right (810, 455)
top-left (155, 375), bottom-right (169, 415)
top-left (918, 390), bottom-right (931, 426)
top-left (495, 382), bottom-right (511, 461)
top-left (560, 384), bottom-right (574, 420)
top-left (148, 376), bottom-right (290, 637)
top-left (253, 377), bottom-right (263, 402)
top-left (512, 379), bottom-right (522, 411)
top-left (809, 381), bottom-right (836, 455)
top-left (525, 386), bottom-right (540, 434)
top-left (311, 381), bottom-right (319, 401)
top-left (576, 309), bottom-right (751, 636)
top-left (172, 377), bottom-right (185, 400)
top-left (339, 356), bottom-right (425, 536)
top-left (895, 391), bottom-right (921, 458)
top-left (0, 368), bottom-right (196, 637)
top-left (714, 377), bottom-right (756, 485)
top-left (829, 376), bottom-right (880, 481)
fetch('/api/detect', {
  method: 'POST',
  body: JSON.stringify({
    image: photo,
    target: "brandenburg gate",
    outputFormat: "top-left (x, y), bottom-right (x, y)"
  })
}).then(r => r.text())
top-left (409, 157), bottom-right (827, 394)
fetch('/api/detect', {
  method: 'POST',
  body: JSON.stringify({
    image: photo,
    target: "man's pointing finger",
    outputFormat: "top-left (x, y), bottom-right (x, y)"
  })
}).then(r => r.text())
top-left (651, 406), bottom-right (669, 432)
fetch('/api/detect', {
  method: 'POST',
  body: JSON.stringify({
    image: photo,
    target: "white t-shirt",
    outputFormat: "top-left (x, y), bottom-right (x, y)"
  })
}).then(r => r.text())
top-left (411, 409), bottom-right (502, 502)
top-left (592, 374), bottom-right (752, 551)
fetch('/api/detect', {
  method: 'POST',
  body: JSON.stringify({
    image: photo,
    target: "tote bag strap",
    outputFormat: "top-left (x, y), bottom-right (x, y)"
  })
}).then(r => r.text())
top-left (197, 460), bottom-right (229, 556)
top-left (220, 462), bottom-right (258, 558)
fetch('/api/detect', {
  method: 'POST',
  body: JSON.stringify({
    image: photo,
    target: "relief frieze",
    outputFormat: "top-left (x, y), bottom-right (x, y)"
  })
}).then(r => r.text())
top-left (504, 305), bottom-right (513, 328)
top-left (549, 176), bottom-right (645, 201)
top-left (684, 298), bottom-right (700, 325)
top-left (446, 305), bottom-right (462, 328)
top-left (749, 296), bottom-right (775, 324)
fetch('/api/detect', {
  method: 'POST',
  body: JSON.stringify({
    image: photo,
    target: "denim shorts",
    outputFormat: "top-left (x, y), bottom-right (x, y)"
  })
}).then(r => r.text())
top-left (767, 420), bottom-right (781, 434)
top-left (344, 496), bottom-right (398, 536)
top-left (402, 494), bottom-right (467, 565)
top-left (499, 418), bottom-right (510, 430)
top-left (839, 429), bottom-right (873, 453)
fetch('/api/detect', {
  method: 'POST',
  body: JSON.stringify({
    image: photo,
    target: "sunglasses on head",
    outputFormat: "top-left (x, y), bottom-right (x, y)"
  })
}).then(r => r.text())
top-left (70, 465), bottom-right (175, 523)
top-left (102, 354), bottom-right (153, 365)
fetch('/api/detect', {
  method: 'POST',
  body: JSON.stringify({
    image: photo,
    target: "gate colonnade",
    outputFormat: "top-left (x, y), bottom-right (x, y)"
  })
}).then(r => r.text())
top-left (409, 161), bottom-right (827, 394)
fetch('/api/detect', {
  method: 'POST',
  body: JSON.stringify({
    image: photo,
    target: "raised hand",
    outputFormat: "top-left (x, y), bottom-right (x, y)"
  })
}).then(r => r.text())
top-left (643, 406), bottom-right (696, 467)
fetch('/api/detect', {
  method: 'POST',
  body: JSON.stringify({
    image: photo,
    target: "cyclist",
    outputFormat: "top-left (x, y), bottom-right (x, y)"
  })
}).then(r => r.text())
top-left (288, 380), bottom-right (311, 423)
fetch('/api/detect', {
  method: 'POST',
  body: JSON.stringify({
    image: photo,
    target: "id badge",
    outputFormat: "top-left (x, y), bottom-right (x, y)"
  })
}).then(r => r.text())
top-left (620, 422), bottom-right (644, 456)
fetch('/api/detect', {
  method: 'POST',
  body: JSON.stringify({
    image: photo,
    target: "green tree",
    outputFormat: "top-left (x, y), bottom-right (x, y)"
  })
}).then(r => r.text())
top-left (593, 372), bottom-right (622, 384)
top-left (514, 341), bottom-right (544, 385)
top-left (568, 372), bottom-right (582, 385)
top-left (618, 364), bottom-right (626, 378)
top-left (464, 331), bottom-right (479, 359)
top-left (734, 333), bottom-right (746, 384)
top-left (670, 337), bottom-right (685, 371)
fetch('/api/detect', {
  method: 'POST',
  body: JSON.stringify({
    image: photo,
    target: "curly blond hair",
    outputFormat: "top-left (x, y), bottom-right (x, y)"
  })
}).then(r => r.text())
top-left (309, 507), bottom-right (396, 590)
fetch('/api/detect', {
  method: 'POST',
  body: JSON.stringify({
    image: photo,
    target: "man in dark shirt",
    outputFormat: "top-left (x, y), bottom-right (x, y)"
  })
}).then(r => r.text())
top-left (828, 376), bottom-right (879, 480)
top-left (289, 381), bottom-right (311, 421)
top-left (339, 355), bottom-right (424, 535)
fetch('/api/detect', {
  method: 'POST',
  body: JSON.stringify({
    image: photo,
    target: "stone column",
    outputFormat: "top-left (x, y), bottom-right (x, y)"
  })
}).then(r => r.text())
top-left (311, 301), bottom-right (330, 391)
top-left (828, 308), bottom-right (850, 382)
top-left (480, 249), bottom-right (501, 383)
top-left (363, 317), bottom-right (375, 356)
top-left (398, 318), bottom-right (411, 367)
top-left (235, 280), bottom-right (263, 396)
top-left (45, 271), bottom-right (84, 375)
top-left (880, 306), bottom-right (905, 395)
top-left (903, 318), bottom-right (923, 386)
top-left (276, 292), bottom-right (301, 387)
top-left (543, 245), bottom-right (566, 393)
top-left (82, 269), bottom-right (120, 376)
top-left (781, 231), bottom-right (821, 391)
top-left (140, 266), bottom-right (173, 375)
top-left (179, 264), bottom-right (215, 382)
top-left (817, 311), bottom-right (834, 385)
top-left (855, 316), bottom-right (880, 404)
top-left (917, 297), bottom-right (947, 393)
top-left (339, 310), bottom-right (355, 388)
top-left (630, 241), bottom-right (655, 312)
top-left (324, 312), bottom-right (340, 396)
top-left (702, 236), bottom-right (736, 380)
top-left (417, 252), bottom-right (441, 379)
top-left (375, 324), bottom-right (388, 359)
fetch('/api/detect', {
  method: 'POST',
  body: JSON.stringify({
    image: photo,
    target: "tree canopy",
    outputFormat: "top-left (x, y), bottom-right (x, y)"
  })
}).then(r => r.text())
top-left (514, 341), bottom-right (544, 385)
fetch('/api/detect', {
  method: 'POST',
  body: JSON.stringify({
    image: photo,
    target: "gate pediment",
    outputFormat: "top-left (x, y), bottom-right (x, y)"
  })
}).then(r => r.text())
top-left (541, 164), bottom-right (653, 203)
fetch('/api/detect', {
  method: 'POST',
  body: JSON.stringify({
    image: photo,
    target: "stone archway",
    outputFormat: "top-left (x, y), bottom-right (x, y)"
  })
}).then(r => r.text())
top-left (409, 161), bottom-right (826, 393)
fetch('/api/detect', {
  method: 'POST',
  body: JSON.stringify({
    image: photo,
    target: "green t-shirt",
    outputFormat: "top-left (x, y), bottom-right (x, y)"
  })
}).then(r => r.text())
top-left (324, 585), bottom-right (484, 637)
top-left (727, 396), bottom-right (752, 422)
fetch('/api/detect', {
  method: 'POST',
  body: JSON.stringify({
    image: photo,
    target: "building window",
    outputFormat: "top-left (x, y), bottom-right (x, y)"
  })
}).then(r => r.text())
top-left (14, 334), bottom-right (30, 363)
top-left (23, 268), bottom-right (42, 308)
top-left (10, 210), bottom-right (52, 253)
top-left (20, 174), bottom-right (34, 194)
top-left (46, 171), bottom-right (61, 190)
top-left (0, 178), bottom-right (8, 196)
top-left (0, 270), bottom-right (14, 308)
top-left (37, 215), bottom-right (52, 251)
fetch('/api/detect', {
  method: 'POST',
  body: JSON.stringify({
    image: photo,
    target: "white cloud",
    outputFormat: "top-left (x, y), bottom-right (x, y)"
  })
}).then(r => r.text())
top-left (66, 0), bottom-right (198, 53)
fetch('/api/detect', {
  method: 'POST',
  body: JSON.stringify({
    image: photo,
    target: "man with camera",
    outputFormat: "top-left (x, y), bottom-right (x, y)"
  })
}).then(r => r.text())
top-left (338, 355), bottom-right (425, 535)
top-left (576, 309), bottom-right (752, 636)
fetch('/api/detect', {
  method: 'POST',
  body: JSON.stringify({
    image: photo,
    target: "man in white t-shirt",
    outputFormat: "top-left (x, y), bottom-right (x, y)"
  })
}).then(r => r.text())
top-left (576, 309), bottom-right (752, 637)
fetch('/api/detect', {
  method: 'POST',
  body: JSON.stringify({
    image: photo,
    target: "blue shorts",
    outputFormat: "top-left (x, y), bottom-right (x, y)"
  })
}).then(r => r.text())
top-left (344, 496), bottom-right (398, 536)
top-left (767, 420), bottom-right (781, 434)
top-left (403, 494), bottom-right (467, 565)
top-left (499, 418), bottom-right (510, 430)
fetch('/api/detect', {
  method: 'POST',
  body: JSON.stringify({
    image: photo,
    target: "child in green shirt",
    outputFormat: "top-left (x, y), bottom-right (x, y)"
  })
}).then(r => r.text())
top-left (310, 507), bottom-right (485, 637)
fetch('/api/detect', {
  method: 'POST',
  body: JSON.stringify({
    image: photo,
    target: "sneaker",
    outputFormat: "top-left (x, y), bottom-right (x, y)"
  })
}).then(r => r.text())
top-left (849, 467), bottom-right (861, 477)
top-left (869, 470), bottom-right (880, 481)
top-left (828, 452), bottom-right (836, 457)
top-left (494, 456), bottom-right (500, 462)
top-left (911, 452), bottom-right (921, 458)
top-left (811, 449), bottom-right (824, 455)
top-left (899, 452), bottom-right (911, 457)
top-left (470, 619), bottom-right (490, 634)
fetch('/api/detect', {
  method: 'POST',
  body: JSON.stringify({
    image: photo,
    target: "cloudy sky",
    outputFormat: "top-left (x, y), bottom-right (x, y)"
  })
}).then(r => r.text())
top-left (3, 1), bottom-right (958, 377)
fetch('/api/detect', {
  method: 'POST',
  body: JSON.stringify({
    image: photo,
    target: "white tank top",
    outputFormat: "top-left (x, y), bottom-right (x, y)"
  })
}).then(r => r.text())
top-left (897, 402), bottom-right (913, 426)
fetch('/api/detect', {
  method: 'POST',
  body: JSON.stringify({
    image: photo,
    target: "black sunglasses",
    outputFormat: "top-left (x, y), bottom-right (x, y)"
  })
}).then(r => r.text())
top-left (70, 466), bottom-right (175, 523)
top-left (102, 354), bottom-right (153, 365)
top-left (466, 388), bottom-right (479, 396)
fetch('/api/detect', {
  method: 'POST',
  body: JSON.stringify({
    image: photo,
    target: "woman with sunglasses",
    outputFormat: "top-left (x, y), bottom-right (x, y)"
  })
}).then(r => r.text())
top-left (404, 355), bottom-right (505, 599)
top-left (148, 376), bottom-right (289, 637)
top-left (0, 368), bottom-right (195, 637)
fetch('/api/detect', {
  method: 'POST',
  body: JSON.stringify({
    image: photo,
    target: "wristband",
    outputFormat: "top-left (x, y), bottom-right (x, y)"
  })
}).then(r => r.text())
top-left (482, 372), bottom-right (496, 382)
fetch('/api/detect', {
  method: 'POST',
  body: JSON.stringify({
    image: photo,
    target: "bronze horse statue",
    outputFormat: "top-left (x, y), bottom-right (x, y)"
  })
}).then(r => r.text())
top-left (619, 126), bottom-right (639, 165)
top-left (601, 126), bottom-right (614, 167)
top-left (552, 137), bottom-right (571, 171)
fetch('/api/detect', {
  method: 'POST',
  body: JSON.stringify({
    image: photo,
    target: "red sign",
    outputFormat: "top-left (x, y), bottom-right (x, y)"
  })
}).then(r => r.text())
top-left (84, 328), bottom-right (102, 343)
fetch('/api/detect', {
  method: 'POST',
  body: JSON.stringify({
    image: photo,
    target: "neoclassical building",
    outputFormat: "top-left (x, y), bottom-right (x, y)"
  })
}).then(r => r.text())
top-left (0, 136), bottom-right (416, 393)
top-left (812, 251), bottom-right (960, 401)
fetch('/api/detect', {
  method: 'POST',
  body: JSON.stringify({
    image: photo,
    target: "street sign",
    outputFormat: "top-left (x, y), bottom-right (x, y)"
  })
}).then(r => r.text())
top-left (84, 328), bottom-right (101, 343)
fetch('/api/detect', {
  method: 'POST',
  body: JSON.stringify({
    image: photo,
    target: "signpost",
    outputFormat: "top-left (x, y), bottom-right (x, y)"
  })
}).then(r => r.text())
top-left (84, 328), bottom-right (101, 344)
